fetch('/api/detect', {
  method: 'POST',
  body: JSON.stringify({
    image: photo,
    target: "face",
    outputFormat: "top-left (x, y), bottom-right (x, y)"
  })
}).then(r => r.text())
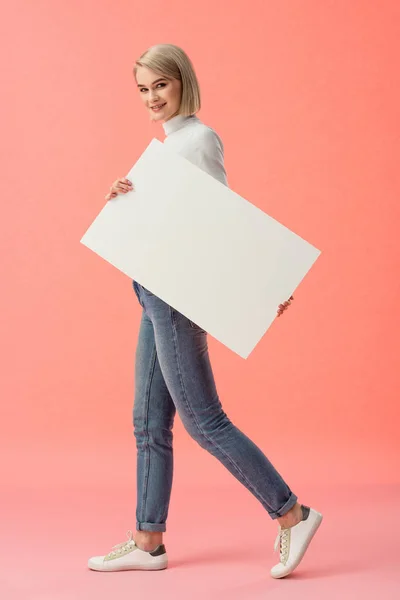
top-left (136, 66), bottom-right (182, 123)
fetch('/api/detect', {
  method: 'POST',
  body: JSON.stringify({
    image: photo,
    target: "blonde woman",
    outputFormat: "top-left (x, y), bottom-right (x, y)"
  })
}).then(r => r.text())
top-left (88, 44), bottom-right (322, 579)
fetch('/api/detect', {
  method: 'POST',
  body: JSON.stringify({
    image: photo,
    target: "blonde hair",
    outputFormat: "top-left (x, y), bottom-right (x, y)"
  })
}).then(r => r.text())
top-left (133, 44), bottom-right (201, 116)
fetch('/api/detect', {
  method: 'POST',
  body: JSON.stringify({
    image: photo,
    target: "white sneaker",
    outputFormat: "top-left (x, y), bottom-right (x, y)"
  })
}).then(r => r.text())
top-left (270, 506), bottom-right (323, 578)
top-left (88, 530), bottom-right (168, 572)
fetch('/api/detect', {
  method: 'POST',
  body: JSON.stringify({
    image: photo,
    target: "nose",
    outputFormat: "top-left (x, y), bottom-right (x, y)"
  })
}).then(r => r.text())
top-left (149, 90), bottom-right (160, 103)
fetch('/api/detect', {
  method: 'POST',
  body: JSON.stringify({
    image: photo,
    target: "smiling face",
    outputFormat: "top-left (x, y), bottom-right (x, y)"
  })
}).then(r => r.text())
top-left (136, 66), bottom-right (182, 123)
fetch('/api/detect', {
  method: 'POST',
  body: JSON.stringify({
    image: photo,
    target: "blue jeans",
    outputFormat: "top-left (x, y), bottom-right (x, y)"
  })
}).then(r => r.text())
top-left (132, 280), bottom-right (298, 532)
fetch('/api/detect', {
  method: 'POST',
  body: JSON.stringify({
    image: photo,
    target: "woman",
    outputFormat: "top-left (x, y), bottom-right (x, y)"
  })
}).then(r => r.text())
top-left (88, 44), bottom-right (322, 579)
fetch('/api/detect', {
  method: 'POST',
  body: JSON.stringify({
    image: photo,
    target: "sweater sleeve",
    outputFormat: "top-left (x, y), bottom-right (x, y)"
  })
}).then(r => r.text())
top-left (191, 128), bottom-right (228, 187)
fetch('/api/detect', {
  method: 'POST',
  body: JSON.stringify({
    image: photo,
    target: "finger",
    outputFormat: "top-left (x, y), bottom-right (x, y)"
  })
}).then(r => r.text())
top-left (121, 179), bottom-right (134, 189)
top-left (117, 184), bottom-right (132, 192)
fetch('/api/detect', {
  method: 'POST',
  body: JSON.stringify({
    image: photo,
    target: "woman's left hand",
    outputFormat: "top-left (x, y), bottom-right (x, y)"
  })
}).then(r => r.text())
top-left (277, 295), bottom-right (294, 317)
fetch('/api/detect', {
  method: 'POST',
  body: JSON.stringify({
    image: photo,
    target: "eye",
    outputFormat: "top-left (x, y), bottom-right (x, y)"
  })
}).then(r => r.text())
top-left (139, 83), bottom-right (166, 93)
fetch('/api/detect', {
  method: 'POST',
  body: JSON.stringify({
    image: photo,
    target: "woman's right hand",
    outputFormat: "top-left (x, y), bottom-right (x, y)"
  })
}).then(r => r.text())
top-left (105, 177), bottom-right (134, 201)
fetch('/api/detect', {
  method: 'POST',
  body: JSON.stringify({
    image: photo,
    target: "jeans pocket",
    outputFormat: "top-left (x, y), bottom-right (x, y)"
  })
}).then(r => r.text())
top-left (132, 280), bottom-right (144, 308)
top-left (142, 286), bottom-right (154, 297)
top-left (189, 319), bottom-right (206, 334)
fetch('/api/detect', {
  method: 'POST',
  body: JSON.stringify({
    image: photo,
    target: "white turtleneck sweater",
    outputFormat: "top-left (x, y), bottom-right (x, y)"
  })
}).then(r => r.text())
top-left (162, 114), bottom-right (228, 187)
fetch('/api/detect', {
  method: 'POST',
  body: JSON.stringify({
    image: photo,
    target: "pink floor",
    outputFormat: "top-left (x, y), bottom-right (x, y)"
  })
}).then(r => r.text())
top-left (2, 482), bottom-right (399, 599)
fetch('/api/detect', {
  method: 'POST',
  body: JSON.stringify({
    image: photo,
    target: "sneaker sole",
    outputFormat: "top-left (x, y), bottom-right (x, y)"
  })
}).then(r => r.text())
top-left (88, 557), bottom-right (168, 572)
top-left (88, 563), bottom-right (168, 572)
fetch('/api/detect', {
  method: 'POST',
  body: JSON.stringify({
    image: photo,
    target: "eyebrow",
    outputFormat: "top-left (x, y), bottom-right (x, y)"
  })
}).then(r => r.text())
top-left (136, 78), bottom-right (167, 88)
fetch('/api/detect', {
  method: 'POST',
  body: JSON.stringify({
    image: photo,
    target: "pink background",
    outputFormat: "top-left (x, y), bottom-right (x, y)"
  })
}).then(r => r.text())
top-left (1, 1), bottom-right (399, 598)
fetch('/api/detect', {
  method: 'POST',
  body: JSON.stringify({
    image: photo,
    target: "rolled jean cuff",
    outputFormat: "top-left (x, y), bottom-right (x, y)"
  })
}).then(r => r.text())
top-left (268, 492), bottom-right (298, 520)
top-left (136, 521), bottom-right (166, 532)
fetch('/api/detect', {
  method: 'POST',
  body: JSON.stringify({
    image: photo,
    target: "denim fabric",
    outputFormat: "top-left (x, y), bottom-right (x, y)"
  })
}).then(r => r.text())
top-left (132, 280), bottom-right (297, 532)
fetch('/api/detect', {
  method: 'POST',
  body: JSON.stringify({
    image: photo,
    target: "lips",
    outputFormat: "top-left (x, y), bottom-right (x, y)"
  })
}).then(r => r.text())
top-left (150, 103), bottom-right (166, 110)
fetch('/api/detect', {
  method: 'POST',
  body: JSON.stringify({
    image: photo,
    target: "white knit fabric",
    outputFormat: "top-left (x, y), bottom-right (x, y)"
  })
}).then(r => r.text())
top-left (162, 114), bottom-right (228, 187)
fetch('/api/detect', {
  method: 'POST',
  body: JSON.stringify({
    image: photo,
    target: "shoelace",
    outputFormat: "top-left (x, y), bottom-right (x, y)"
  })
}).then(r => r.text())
top-left (105, 530), bottom-right (136, 558)
top-left (274, 526), bottom-right (290, 563)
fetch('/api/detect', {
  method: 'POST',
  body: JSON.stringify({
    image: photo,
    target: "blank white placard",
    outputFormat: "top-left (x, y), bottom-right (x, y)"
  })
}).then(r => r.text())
top-left (80, 138), bottom-right (321, 358)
